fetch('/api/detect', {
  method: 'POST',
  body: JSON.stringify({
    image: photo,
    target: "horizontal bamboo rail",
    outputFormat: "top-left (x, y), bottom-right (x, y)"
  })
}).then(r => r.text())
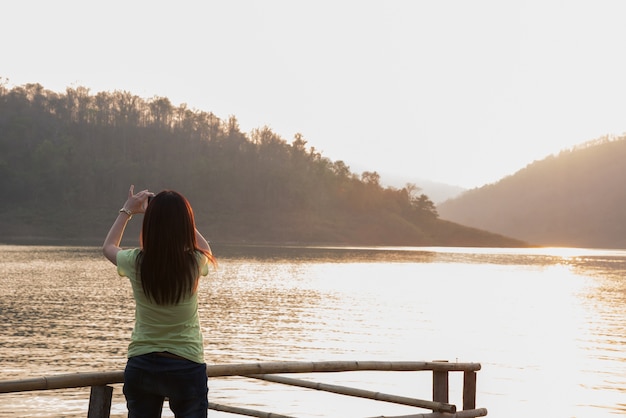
top-left (0, 371), bottom-right (124, 393)
top-left (207, 360), bottom-right (482, 377)
top-left (0, 361), bottom-right (480, 393)
top-left (0, 361), bottom-right (481, 394)
top-left (0, 360), bottom-right (486, 418)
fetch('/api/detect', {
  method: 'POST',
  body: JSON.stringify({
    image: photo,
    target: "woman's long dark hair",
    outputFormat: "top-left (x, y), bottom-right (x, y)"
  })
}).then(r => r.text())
top-left (137, 190), bottom-right (215, 305)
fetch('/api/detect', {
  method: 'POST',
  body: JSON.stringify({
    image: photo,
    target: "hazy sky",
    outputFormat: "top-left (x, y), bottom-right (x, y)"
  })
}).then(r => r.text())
top-left (3, 0), bottom-right (626, 188)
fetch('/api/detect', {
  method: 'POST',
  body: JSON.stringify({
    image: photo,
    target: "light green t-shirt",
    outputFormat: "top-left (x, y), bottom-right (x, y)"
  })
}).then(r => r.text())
top-left (117, 248), bottom-right (210, 364)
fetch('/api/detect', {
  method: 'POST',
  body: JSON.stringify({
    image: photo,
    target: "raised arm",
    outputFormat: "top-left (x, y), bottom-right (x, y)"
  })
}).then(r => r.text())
top-left (195, 228), bottom-right (212, 254)
top-left (103, 185), bottom-right (152, 265)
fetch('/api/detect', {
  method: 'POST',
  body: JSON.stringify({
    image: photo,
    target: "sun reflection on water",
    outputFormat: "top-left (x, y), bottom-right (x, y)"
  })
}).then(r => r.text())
top-left (0, 244), bottom-right (625, 417)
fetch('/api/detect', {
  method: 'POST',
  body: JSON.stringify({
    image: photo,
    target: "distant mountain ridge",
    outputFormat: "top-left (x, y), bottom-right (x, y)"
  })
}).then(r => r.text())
top-left (437, 135), bottom-right (626, 248)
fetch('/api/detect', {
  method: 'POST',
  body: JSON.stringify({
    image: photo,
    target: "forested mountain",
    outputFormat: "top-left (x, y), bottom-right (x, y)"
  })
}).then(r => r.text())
top-left (438, 135), bottom-right (626, 248)
top-left (0, 82), bottom-right (525, 247)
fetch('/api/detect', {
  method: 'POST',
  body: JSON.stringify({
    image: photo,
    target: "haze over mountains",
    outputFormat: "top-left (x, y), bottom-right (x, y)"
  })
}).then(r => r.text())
top-left (437, 135), bottom-right (626, 249)
top-left (382, 175), bottom-right (466, 204)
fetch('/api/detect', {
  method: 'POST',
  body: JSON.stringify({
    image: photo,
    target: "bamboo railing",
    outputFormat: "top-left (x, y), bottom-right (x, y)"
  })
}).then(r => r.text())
top-left (0, 360), bottom-right (487, 418)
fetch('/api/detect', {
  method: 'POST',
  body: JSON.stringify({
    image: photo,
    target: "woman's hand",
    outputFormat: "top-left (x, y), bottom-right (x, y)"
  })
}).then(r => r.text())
top-left (120, 185), bottom-right (153, 216)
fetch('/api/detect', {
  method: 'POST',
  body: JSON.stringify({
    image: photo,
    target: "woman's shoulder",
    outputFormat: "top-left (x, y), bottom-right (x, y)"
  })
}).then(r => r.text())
top-left (119, 247), bottom-right (142, 257)
top-left (117, 248), bottom-right (142, 265)
top-left (116, 248), bottom-right (142, 278)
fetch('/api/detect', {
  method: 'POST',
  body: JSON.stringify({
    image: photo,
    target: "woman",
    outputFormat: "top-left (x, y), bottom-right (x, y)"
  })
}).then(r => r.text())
top-left (103, 185), bottom-right (216, 418)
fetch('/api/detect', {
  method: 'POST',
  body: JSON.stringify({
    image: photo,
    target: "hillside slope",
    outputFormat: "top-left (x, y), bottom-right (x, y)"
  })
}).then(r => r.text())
top-left (0, 82), bottom-right (526, 247)
top-left (437, 136), bottom-right (626, 248)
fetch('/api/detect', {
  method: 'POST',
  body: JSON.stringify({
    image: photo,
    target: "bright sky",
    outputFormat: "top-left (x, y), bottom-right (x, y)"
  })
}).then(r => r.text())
top-left (3, 0), bottom-right (626, 189)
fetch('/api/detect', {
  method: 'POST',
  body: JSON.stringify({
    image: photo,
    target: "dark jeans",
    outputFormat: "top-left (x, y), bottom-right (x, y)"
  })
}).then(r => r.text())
top-left (123, 353), bottom-right (208, 418)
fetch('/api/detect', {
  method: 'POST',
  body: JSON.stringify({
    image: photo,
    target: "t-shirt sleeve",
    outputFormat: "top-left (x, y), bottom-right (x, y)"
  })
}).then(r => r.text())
top-left (116, 248), bottom-right (140, 278)
top-left (198, 252), bottom-right (210, 277)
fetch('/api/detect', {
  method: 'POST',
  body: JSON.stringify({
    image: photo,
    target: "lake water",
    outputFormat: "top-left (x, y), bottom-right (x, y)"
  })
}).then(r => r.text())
top-left (0, 244), bottom-right (625, 417)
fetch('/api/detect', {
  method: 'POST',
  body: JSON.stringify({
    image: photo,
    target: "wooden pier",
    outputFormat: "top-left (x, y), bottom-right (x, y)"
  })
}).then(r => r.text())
top-left (0, 360), bottom-right (487, 417)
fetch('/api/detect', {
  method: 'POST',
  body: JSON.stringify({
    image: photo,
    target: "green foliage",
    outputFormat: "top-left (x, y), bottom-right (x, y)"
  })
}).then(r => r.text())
top-left (0, 82), bottom-right (524, 247)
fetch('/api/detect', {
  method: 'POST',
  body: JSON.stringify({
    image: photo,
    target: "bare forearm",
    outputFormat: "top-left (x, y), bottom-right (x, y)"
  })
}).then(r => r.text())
top-left (195, 229), bottom-right (212, 254)
top-left (103, 213), bottom-right (131, 264)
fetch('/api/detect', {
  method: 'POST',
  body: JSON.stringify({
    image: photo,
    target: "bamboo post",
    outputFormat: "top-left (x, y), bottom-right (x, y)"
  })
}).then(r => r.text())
top-left (87, 385), bottom-right (113, 418)
top-left (432, 360), bottom-right (449, 404)
top-left (463, 370), bottom-right (477, 410)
